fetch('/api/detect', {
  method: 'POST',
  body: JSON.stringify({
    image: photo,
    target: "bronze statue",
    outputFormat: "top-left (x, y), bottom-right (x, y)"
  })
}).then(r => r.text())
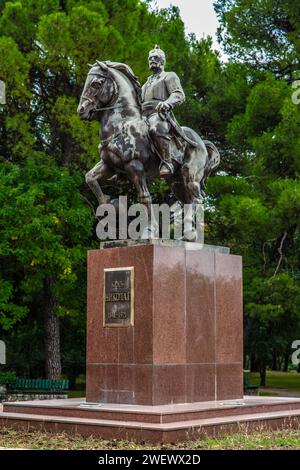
top-left (77, 46), bottom-right (220, 241)
top-left (142, 45), bottom-right (185, 176)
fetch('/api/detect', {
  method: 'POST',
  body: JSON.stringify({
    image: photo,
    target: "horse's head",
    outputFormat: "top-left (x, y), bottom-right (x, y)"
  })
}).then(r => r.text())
top-left (77, 61), bottom-right (118, 120)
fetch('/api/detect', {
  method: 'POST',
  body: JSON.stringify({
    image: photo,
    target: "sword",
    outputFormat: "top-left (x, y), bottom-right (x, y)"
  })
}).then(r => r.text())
top-left (159, 110), bottom-right (198, 148)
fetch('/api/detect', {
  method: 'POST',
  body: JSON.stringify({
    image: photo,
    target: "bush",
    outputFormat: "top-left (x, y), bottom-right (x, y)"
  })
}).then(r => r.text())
top-left (0, 370), bottom-right (17, 385)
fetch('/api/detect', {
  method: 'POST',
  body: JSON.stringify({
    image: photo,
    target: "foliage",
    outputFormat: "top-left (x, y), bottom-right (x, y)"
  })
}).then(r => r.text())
top-left (212, 0), bottom-right (300, 380)
top-left (0, 370), bottom-right (16, 384)
top-left (215, 0), bottom-right (300, 78)
top-left (0, 0), bottom-right (299, 381)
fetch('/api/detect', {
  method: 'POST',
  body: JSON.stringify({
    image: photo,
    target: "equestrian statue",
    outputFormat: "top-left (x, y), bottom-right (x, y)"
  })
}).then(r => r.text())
top-left (77, 45), bottom-right (220, 241)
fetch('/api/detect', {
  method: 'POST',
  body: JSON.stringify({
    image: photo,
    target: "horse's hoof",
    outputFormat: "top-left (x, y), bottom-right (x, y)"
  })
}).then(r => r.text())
top-left (141, 226), bottom-right (159, 239)
top-left (159, 164), bottom-right (174, 177)
top-left (183, 230), bottom-right (198, 242)
top-left (139, 196), bottom-right (152, 204)
top-left (99, 194), bottom-right (111, 204)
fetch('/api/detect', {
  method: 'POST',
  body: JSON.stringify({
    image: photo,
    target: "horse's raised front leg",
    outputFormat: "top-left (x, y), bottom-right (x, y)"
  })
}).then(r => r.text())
top-left (85, 161), bottom-right (114, 206)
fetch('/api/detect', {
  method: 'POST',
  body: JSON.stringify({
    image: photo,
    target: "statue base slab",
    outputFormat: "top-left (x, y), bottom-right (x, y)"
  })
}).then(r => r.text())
top-left (3, 396), bottom-right (300, 444)
top-left (100, 239), bottom-right (230, 253)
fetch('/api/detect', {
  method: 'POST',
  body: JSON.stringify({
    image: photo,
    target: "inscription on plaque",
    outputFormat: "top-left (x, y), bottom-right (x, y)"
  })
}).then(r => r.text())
top-left (103, 267), bottom-right (134, 327)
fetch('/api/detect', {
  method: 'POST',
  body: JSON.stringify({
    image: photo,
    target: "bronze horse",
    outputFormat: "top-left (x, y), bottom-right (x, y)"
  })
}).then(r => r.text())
top-left (77, 61), bottom-right (220, 241)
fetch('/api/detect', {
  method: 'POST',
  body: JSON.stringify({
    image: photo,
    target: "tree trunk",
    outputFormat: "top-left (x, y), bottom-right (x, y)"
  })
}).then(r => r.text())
top-left (44, 278), bottom-right (61, 379)
top-left (260, 361), bottom-right (266, 387)
top-left (250, 354), bottom-right (260, 372)
top-left (271, 350), bottom-right (278, 371)
top-left (283, 352), bottom-right (289, 372)
top-left (244, 354), bottom-right (250, 370)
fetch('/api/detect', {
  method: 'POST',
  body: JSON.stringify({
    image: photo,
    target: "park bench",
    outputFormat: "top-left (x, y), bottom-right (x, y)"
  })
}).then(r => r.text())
top-left (243, 371), bottom-right (259, 395)
top-left (9, 378), bottom-right (69, 395)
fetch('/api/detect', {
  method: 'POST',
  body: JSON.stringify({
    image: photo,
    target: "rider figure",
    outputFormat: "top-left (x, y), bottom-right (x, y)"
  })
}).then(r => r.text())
top-left (141, 45), bottom-right (185, 176)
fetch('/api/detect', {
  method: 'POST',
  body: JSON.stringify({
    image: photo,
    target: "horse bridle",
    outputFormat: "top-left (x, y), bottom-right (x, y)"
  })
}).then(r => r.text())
top-left (81, 70), bottom-right (118, 111)
top-left (83, 70), bottom-right (140, 113)
top-left (82, 72), bottom-right (140, 113)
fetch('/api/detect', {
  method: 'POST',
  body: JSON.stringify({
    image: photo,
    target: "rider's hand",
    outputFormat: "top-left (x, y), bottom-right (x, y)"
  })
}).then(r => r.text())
top-left (156, 101), bottom-right (171, 113)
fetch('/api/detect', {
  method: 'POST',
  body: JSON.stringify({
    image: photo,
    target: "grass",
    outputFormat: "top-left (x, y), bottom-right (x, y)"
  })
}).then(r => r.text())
top-left (68, 390), bottom-right (85, 398)
top-left (0, 427), bottom-right (300, 450)
top-left (249, 371), bottom-right (300, 392)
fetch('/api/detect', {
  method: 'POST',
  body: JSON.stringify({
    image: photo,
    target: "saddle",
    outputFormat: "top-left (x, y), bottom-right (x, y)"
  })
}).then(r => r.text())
top-left (145, 110), bottom-right (198, 166)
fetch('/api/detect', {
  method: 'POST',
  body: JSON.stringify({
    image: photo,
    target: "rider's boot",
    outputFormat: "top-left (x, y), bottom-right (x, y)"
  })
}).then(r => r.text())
top-left (157, 136), bottom-right (174, 176)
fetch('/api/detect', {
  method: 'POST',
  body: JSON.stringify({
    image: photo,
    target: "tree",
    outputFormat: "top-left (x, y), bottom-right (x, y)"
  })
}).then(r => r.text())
top-left (4, 0), bottom-right (297, 386)
top-left (208, 0), bottom-right (300, 382)
top-left (0, 0), bottom-right (228, 380)
top-left (215, 0), bottom-right (300, 79)
top-left (0, 157), bottom-right (93, 377)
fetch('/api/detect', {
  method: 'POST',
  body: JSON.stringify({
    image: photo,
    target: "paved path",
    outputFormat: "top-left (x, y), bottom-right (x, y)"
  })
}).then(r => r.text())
top-left (262, 388), bottom-right (300, 398)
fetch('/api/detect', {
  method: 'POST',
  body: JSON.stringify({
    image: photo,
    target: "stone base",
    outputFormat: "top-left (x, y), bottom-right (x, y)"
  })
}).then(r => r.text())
top-left (87, 244), bottom-right (243, 405)
top-left (2, 396), bottom-right (300, 444)
top-left (100, 239), bottom-right (230, 253)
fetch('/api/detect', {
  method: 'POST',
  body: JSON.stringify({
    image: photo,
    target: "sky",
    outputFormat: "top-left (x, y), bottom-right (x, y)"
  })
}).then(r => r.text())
top-left (151, 0), bottom-right (221, 51)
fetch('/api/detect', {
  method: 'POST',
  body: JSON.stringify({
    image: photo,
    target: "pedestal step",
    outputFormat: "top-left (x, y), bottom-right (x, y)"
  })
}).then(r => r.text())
top-left (1, 397), bottom-right (300, 443)
top-left (4, 396), bottom-right (300, 424)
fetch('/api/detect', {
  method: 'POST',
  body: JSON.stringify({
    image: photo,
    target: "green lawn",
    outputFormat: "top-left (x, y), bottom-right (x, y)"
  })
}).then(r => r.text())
top-left (249, 371), bottom-right (300, 391)
top-left (68, 390), bottom-right (85, 398)
top-left (0, 427), bottom-right (299, 450)
top-left (68, 376), bottom-right (85, 398)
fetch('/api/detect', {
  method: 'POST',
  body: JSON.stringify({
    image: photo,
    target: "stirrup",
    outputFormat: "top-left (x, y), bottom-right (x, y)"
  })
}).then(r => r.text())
top-left (159, 160), bottom-right (174, 176)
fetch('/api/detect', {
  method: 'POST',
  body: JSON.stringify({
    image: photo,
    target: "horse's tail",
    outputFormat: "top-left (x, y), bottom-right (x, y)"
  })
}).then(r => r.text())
top-left (200, 140), bottom-right (220, 193)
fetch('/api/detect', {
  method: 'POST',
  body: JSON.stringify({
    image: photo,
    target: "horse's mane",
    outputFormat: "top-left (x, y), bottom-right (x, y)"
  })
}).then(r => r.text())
top-left (99, 61), bottom-right (142, 106)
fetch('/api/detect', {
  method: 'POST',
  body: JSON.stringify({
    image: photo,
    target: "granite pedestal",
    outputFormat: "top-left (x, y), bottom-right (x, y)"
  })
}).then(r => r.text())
top-left (2, 396), bottom-right (300, 444)
top-left (86, 243), bottom-right (243, 405)
top-left (3, 244), bottom-right (300, 443)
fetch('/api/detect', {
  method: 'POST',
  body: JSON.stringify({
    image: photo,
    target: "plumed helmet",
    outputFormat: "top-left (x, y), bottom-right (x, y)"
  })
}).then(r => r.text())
top-left (148, 44), bottom-right (166, 64)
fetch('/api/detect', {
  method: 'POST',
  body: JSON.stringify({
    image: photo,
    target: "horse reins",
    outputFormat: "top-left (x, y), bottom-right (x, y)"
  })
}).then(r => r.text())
top-left (83, 70), bottom-right (141, 113)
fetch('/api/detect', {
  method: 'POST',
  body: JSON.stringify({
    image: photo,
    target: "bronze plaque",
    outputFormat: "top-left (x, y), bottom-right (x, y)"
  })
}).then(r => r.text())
top-left (103, 267), bottom-right (134, 327)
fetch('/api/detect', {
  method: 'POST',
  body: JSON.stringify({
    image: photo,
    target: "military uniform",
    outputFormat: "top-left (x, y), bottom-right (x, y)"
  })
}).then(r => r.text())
top-left (141, 71), bottom-right (185, 116)
top-left (141, 48), bottom-right (185, 175)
